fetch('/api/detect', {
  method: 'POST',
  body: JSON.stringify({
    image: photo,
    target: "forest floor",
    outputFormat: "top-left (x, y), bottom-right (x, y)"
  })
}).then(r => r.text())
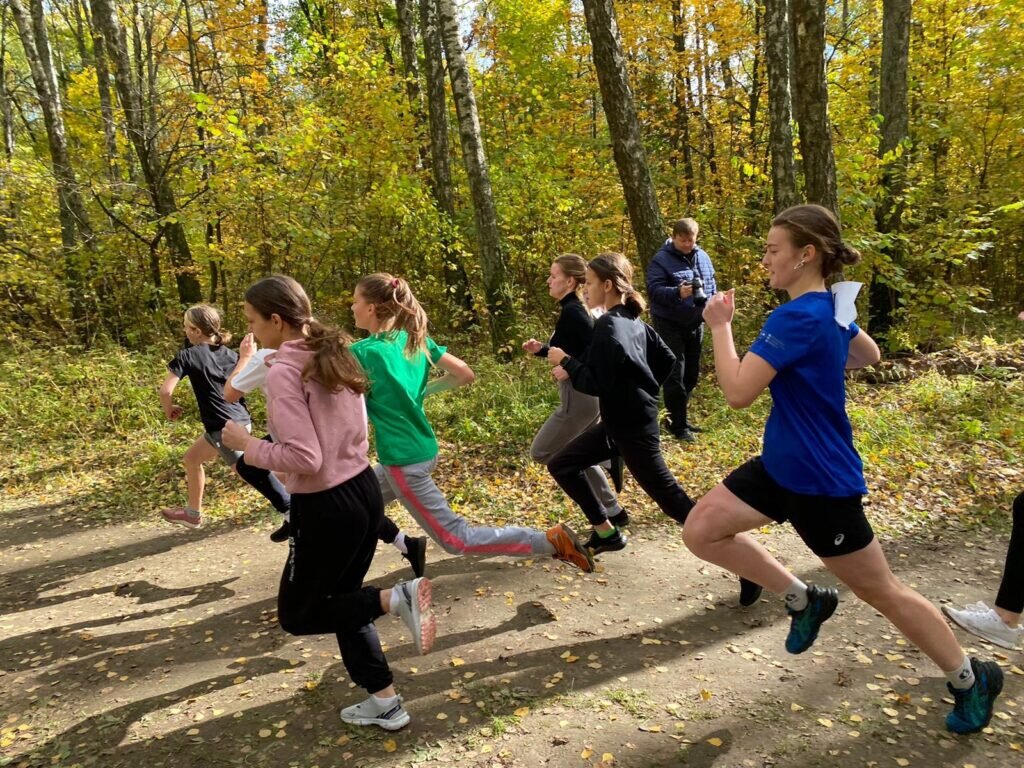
top-left (3, 491), bottom-right (1023, 768)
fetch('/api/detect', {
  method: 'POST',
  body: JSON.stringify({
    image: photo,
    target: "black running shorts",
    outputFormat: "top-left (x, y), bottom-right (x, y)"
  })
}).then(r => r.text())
top-left (722, 456), bottom-right (875, 558)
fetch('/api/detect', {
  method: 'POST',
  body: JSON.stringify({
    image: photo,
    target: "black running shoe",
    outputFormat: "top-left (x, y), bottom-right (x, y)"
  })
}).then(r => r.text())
top-left (270, 520), bottom-right (291, 543)
top-left (608, 508), bottom-right (630, 528)
top-left (686, 423), bottom-right (703, 434)
top-left (946, 658), bottom-right (1004, 734)
top-left (785, 584), bottom-right (839, 654)
top-left (402, 535), bottom-right (427, 578)
top-left (609, 454), bottom-right (625, 493)
top-left (585, 529), bottom-right (627, 554)
top-left (739, 578), bottom-right (763, 606)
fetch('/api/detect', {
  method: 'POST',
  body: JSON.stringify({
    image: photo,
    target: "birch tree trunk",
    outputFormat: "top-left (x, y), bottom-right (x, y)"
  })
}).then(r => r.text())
top-left (580, 0), bottom-right (664, 265)
top-left (435, 0), bottom-right (511, 355)
top-left (870, 0), bottom-right (911, 337)
top-left (764, 0), bottom-right (799, 212)
top-left (10, 0), bottom-right (95, 337)
top-left (90, 0), bottom-right (202, 305)
top-left (419, 0), bottom-right (474, 322)
top-left (790, 0), bottom-right (838, 215)
top-left (394, 0), bottom-right (429, 170)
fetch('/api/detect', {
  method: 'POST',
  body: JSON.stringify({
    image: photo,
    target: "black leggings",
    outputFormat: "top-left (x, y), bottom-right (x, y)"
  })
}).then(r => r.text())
top-left (548, 423), bottom-right (693, 526)
top-left (235, 436), bottom-right (291, 514)
top-left (995, 492), bottom-right (1024, 615)
top-left (277, 466), bottom-right (392, 693)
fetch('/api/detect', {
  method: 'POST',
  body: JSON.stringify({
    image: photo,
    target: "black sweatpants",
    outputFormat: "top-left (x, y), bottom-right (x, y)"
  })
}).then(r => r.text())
top-left (995, 492), bottom-right (1024, 614)
top-left (548, 422), bottom-right (693, 526)
top-left (653, 317), bottom-right (704, 430)
top-left (235, 436), bottom-right (291, 514)
top-left (277, 465), bottom-right (392, 693)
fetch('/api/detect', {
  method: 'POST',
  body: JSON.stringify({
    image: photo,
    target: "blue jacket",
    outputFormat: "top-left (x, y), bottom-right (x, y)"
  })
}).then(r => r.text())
top-left (646, 240), bottom-right (717, 328)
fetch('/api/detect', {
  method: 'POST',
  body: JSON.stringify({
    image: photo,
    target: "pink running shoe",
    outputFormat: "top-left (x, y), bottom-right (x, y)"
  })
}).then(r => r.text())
top-left (161, 506), bottom-right (202, 529)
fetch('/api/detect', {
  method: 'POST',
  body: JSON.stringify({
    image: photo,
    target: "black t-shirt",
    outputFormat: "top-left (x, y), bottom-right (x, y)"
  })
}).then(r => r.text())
top-left (168, 344), bottom-right (251, 433)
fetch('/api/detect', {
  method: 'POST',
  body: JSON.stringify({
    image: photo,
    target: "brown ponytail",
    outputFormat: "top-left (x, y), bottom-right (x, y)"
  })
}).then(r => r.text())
top-left (244, 275), bottom-right (368, 394)
top-left (185, 304), bottom-right (231, 345)
top-left (356, 273), bottom-right (430, 357)
top-left (588, 252), bottom-right (647, 318)
top-left (771, 204), bottom-right (862, 278)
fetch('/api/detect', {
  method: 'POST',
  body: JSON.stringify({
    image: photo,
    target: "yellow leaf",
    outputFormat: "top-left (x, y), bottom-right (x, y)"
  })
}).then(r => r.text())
top-left (601, 753), bottom-right (614, 763)
top-left (790, 703), bottom-right (804, 712)
top-left (581, 747), bottom-right (594, 759)
top-left (849, 714), bottom-right (863, 723)
top-left (699, 688), bottom-right (712, 701)
top-left (436, 712), bottom-right (448, 720)
top-left (639, 724), bottom-right (662, 732)
top-left (383, 739), bottom-right (397, 753)
top-left (706, 737), bottom-right (723, 747)
top-left (894, 760), bottom-right (909, 767)
top-left (514, 707), bottom-right (530, 717)
top-left (882, 707), bottom-right (899, 717)
top-left (186, 728), bottom-right (199, 736)
top-left (450, 658), bottom-right (465, 667)
top-left (335, 735), bottom-right (350, 746)
top-left (258, 729), bottom-right (271, 738)
top-left (817, 718), bottom-right (832, 728)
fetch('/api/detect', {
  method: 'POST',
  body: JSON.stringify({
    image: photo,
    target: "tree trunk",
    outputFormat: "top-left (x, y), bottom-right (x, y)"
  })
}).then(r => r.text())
top-left (869, 0), bottom-right (911, 339)
top-left (1, 8), bottom-right (15, 161)
top-left (670, 3), bottom-right (695, 208)
top-left (89, 18), bottom-right (120, 180)
top-left (419, 0), bottom-right (474, 323)
top-left (580, 0), bottom-right (664, 265)
top-left (790, 0), bottom-right (838, 215)
top-left (393, 0), bottom-right (430, 170)
top-left (10, 0), bottom-right (95, 338)
top-left (90, 0), bottom-right (201, 305)
top-left (764, 0), bottom-right (799, 212)
top-left (435, 0), bottom-right (511, 355)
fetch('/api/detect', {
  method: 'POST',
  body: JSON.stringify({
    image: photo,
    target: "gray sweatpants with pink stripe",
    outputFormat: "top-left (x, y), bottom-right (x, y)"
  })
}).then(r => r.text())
top-left (373, 460), bottom-right (554, 557)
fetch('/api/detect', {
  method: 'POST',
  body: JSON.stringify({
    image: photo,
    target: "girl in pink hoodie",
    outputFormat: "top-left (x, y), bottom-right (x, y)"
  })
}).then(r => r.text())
top-left (221, 275), bottom-right (434, 732)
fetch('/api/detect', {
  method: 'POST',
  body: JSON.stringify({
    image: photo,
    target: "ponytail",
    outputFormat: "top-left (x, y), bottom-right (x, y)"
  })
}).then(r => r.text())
top-left (185, 304), bottom-right (232, 345)
top-left (303, 320), bottom-right (369, 394)
top-left (244, 275), bottom-right (367, 394)
top-left (588, 252), bottom-right (646, 318)
top-left (356, 273), bottom-right (430, 357)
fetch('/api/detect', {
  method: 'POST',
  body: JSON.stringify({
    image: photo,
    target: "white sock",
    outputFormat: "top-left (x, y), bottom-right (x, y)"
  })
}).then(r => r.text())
top-left (373, 692), bottom-right (398, 705)
top-left (392, 532), bottom-right (408, 554)
top-left (784, 579), bottom-right (809, 612)
top-left (947, 655), bottom-right (976, 690)
top-left (388, 587), bottom-right (402, 614)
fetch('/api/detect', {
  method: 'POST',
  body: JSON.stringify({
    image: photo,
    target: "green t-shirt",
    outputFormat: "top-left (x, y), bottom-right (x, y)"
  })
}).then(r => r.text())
top-left (351, 331), bottom-right (447, 466)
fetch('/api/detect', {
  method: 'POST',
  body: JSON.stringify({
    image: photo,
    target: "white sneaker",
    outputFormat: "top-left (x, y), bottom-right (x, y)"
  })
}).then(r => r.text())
top-left (393, 577), bottom-right (436, 655)
top-left (942, 604), bottom-right (1024, 650)
top-left (340, 695), bottom-right (410, 730)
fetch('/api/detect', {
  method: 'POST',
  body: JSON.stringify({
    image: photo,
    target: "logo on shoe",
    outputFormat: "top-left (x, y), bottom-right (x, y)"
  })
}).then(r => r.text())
top-left (833, 533), bottom-right (845, 546)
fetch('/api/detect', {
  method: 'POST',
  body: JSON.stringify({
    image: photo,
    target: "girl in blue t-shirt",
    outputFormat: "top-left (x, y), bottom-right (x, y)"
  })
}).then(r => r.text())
top-left (682, 204), bottom-right (1002, 735)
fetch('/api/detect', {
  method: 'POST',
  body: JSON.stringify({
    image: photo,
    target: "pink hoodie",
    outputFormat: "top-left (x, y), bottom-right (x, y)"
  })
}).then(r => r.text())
top-left (243, 339), bottom-right (369, 494)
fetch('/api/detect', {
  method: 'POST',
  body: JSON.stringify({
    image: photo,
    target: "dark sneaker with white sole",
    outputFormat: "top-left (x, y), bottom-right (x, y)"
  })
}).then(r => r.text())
top-left (785, 584), bottom-right (839, 654)
top-left (585, 528), bottom-right (627, 554)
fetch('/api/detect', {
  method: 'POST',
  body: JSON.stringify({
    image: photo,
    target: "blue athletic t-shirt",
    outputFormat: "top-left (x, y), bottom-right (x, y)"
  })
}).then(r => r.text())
top-left (749, 291), bottom-right (867, 497)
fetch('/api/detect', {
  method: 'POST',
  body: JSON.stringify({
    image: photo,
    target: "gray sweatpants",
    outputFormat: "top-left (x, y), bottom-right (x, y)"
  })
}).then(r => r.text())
top-left (374, 460), bottom-right (554, 556)
top-left (530, 380), bottom-right (621, 515)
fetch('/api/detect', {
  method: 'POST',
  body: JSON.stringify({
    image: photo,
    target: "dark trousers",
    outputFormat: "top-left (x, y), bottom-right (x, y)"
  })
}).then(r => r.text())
top-left (378, 514), bottom-right (399, 544)
top-left (277, 465), bottom-right (393, 693)
top-left (653, 317), bottom-right (704, 430)
top-left (548, 422), bottom-right (693, 526)
top-left (235, 437), bottom-right (291, 514)
top-left (995, 492), bottom-right (1024, 614)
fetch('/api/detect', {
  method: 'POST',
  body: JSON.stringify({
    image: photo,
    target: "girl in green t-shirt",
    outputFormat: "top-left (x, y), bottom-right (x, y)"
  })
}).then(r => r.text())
top-left (350, 273), bottom-right (593, 574)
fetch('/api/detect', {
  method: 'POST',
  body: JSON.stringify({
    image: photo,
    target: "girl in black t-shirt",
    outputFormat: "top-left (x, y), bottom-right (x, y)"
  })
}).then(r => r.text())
top-left (158, 304), bottom-right (288, 529)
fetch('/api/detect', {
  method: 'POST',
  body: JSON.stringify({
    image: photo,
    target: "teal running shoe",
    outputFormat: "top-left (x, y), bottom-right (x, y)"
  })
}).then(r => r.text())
top-left (946, 658), bottom-right (1004, 734)
top-left (785, 584), bottom-right (838, 654)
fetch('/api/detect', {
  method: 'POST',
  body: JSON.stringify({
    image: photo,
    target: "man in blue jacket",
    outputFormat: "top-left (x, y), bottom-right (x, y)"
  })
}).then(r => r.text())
top-left (645, 218), bottom-right (716, 441)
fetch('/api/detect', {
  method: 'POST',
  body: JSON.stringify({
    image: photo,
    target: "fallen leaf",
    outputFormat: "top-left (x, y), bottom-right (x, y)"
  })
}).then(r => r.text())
top-left (514, 707), bottom-right (530, 717)
top-left (581, 747), bottom-right (594, 759)
top-left (699, 688), bottom-right (712, 701)
top-left (706, 737), bottom-right (723, 747)
top-left (790, 703), bottom-right (804, 712)
top-left (436, 712), bottom-right (448, 720)
top-left (383, 739), bottom-right (397, 753)
top-left (818, 718), bottom-right (832, 728)
top-left (450, 658), bottom-right (465, 667)
top-left (258, 729), bottom-right (271, 738)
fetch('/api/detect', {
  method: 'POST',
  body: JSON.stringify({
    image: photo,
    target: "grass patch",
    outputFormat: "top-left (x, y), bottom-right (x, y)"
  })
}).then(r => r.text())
top-left (2, 340), bottom-right (1022, 540)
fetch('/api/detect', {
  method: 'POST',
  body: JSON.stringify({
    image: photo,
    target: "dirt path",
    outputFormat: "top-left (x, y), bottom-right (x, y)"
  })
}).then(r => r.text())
top-left (2, 498), bottom-right (1022, 768)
